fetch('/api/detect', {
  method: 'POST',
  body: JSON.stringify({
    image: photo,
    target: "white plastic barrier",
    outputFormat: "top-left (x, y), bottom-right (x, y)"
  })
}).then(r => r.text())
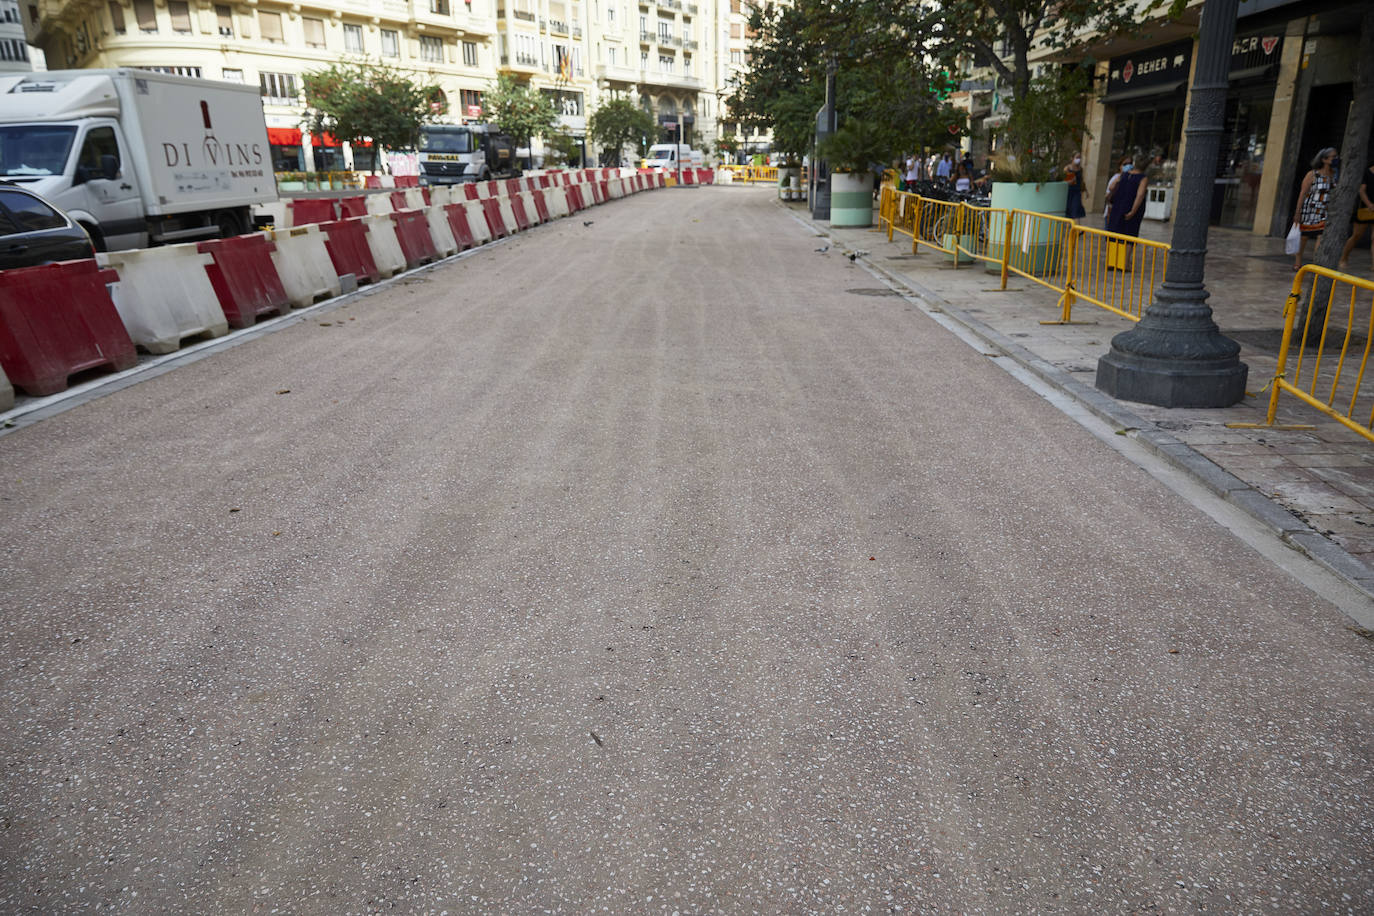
top-left (403, 188), bottom-right (427, 211)
top-left (268, 224), bottom-right (342, 308)
top-left (424, 204), bottom-right (458, 257)
top-left (365, 193), bottom-right (394, 217)
top-left (97, 244), bottom-right (228, 354)
top-left (462, 200), bottom-right (493, 245)
top-left (497, 196), bottom-right (520, 233)
top-left (254, 199), bottom-right (289, 230)
top-left (0, 363), bottom-right (15, 411)
top-left (607, 178), bottom-right (625, 200)
top-left (512, 193), bottom-right (538, 227)
top-left (545, 186), bottom-right (570, 219)
top-left (427, 185), bottom-right (454, 208)
top-left (362, 214), bottom-right (407, 279)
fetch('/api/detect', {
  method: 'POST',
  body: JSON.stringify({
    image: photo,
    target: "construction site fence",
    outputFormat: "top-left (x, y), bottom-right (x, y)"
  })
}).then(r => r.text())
top-left (1237, 265), bottom-right (1374, 444)
top-left (878, 187), bottom-right (1171, 324)
top-left (720, 165), bottom-right (781, 183)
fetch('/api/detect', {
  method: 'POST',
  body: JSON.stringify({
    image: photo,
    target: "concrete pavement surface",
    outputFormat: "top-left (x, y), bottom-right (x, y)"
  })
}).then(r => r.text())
top-left (1, 187), bottom-right (1371, 913)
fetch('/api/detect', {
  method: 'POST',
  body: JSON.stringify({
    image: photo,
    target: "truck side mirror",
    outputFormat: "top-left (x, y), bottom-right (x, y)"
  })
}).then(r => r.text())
top-left (100, 154), bottom-right (119, 181)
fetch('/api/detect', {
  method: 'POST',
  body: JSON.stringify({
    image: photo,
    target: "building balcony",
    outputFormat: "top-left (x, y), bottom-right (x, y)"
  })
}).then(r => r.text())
top-left (596, 62), bottom-right (642, 83)
top-left (662, 0), bottom-right (682, 9)
top-left (640, 31), bottom-right (654, 43)
top-left (549, 18), bottom-right (568, 34)
top-left (572, 25), bottom-right (583, 39)
top-left (685, 39), bottom-right (698, 50)
top-left (686, 3), bottom-right (698, 14)
top-left (499, 51), bottom-right (541, 74)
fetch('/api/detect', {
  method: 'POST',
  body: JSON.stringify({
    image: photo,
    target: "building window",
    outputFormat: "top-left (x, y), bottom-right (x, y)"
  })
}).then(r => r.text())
top-left (607, 5), bottom-right (614, 23)
top-left (139, 65), bottom-right (202, 77)
top-left (430, 0), bottom-right (450, 13)
top-left (462, 40), bottom-right (478, 66)
top-left (108, 1), bottom-right (125, 33)
top-left (607, 46), bottom-right (615, 66)
top-left (168, 0), bottom-right (191, 32)
top-left (215, 4), bottom-right (233, 37)
top-left (683, 54), bottom-right (691, 75)
top-left (729, 48), bottom-right (741, 64)
top-left (133, 0), bottom-right (156, 32)
top-left (259, 71), bottom-right (298, 105)
top-left (460, 88), bottom-right (482, 117)
top-left (380, 28), bottom-right (399, 58)
top-left (420, 35), bottom-right (443, 62)
top-left (303, 17), bottom-right (325, 48)
top-left (258, 10), bottom-right (283, 43)
top-left (221, 68), bottom-right (244, 83)
top-left (0, 38), bottom-right (27, 62)
top-left (657, 19), bottom-right (670, 41)
top-left (640, 50), bottom-right (647, 69)
top-left (659, 54), bottom-right (673, 72)
top-left (344, 23), bottom-right (363, 54)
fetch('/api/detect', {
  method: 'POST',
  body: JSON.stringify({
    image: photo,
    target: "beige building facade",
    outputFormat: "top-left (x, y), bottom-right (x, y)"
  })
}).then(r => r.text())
top-left (21, 0), bottom-right (761, 170)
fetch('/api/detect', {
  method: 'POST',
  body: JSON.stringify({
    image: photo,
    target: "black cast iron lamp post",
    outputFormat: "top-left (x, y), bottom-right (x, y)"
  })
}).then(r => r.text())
top-left (1096, 0), bottom-right (1248, 407)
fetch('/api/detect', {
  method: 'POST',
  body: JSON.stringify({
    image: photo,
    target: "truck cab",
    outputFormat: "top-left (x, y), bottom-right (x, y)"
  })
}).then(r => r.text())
top-left (1, 116), bottom-right (147, 251)
top-left (418, 124), bottom-right (519, 185)
top-left (640, 143), bottom-right (703, 171)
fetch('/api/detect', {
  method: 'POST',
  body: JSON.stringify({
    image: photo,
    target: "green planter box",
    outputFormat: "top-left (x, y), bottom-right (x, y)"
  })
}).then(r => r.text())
top-left (988, 181), bottom-right (1069, 276)
top-left (830, 171), bottom-right (873, 228)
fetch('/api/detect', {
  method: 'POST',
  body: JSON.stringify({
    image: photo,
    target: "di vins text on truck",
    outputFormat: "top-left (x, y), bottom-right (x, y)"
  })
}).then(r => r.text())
top-left (0, 69), bottom-right (277, 251)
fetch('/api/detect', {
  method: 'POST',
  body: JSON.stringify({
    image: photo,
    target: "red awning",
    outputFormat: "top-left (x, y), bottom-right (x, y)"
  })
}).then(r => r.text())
top-left (267, 127), bottom-right (301, 145)
top-left (312, 132), bottom-right (342, 147)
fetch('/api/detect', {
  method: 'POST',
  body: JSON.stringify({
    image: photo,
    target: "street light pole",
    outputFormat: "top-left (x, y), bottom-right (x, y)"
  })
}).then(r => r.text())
top-left (812, 55), bottom-right (838, 221)
top-left (1095, 0), bottom-right (1247, 407)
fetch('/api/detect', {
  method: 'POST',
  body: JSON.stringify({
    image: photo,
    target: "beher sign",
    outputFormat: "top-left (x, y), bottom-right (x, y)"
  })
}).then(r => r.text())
top-left (1107, 39), bottom-right (1193, 96)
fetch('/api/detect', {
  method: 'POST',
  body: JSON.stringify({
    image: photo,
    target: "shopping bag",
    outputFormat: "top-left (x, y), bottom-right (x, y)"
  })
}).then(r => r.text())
top-left (1284, 223), bottom-right (1300, 256)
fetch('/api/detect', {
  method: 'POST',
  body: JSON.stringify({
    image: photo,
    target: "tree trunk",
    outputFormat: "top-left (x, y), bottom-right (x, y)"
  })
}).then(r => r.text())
top-left (1302, 6), bottom-right (1374, 336)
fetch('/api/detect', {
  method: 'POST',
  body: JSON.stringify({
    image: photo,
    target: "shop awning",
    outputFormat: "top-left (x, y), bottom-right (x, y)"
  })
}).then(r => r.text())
top-left (1103, 79), bottom-right (1186, 104)
top-left (266, 127), bottom-right (301, 145)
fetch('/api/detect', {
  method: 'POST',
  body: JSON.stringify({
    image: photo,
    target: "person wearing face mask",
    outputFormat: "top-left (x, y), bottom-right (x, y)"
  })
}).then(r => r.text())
top-left (1104, 155), bottom-right (1148, 239)
top-left (1292, 146), bottom-right (1338, 271)
top-left (1064, 152), bottom-right (1087, 220)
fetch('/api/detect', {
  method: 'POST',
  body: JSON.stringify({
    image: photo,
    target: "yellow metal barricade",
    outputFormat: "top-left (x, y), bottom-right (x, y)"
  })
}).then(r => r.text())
top-left (953, 203), bottom-right (1012, 283)
top-left (1001, 209), bottom-right (1074, 296)
top-left (1237, 265), bottom-right (1374, 443)
top-left (912, 197), bottom-right (960, 257)
top-left (1055, 226), bottom-right (1169, 323)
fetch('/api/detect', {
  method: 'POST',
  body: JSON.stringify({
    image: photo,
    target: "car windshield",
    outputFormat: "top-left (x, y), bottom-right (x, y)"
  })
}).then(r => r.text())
top-left (649, 149), bottom-right (673, 160)
top-left (0, 125), bottom-right (78, 177)
top-left (420, 129), bottom-right (474, 154)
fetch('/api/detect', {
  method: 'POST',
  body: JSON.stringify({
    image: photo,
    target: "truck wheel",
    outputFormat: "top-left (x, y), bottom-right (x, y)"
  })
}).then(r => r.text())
top-left (215, 210), bottom-right (243, 239)
top-left (80, 223), bottom-right (107, 253)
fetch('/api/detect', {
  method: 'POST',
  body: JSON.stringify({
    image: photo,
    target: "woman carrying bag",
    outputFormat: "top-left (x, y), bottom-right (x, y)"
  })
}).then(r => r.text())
top-left (1338, 163), bottom-right (1374, 273)
top-left (1291, 147), bottom-right (1338, 271)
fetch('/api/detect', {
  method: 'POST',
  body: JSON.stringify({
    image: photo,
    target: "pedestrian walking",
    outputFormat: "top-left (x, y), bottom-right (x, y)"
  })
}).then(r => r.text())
top-left (936, 152), bottom-right (953, 184)
top-left (1338, 161), bottom-right (1374, 273)
top-left (954, 163), bottom-right (973, 194)
top-left (1104, 155), bottom-right (1148, 238)
top-left (1292, 147), bottom-right (1338, 271)
top-left (903, 153), bottom-right (919, 192)
top-left (1064, 151), bottom-right (1087, 220)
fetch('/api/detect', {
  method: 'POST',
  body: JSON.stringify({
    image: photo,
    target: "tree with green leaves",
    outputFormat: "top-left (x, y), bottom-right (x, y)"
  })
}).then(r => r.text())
top-left (483, 74), bottom-right (558, 168)
top-left (301, 59), bottom-right (442, 170)
top-left (587, 97), bottom-right (656, 167)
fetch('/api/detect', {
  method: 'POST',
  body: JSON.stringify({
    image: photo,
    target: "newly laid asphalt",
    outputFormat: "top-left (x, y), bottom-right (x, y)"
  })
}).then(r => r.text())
top-left (1, 186), bottom-right (1370, 913)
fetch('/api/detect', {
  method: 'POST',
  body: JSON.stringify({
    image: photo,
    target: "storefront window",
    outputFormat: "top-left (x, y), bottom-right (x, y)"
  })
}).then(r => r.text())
top-left (1110, 101), bottom-right (1184, 188)
top-left (270, 144), bottom-right (302, 172)
top-left (313, 142), bottom-right (345, 173)
top-left (1213, 92), bottom-right (1272, 230)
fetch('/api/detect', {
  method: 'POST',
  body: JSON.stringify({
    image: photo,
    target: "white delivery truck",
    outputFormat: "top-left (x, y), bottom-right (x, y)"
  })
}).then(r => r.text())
top-left (0, 69), bottom-right (277, 251)
top-left (640, 143), bottom-right (704, 171)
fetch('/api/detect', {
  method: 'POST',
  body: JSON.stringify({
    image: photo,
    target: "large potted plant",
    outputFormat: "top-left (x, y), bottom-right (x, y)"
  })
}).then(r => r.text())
top-left (988, 68), bottom-right (1089, 272)
top-left (816, 119), bottom-right (888, 227)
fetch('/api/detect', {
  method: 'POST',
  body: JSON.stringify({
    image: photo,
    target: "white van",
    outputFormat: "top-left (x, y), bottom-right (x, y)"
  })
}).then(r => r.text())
top-left (640, 143), bottom-right (703, 171)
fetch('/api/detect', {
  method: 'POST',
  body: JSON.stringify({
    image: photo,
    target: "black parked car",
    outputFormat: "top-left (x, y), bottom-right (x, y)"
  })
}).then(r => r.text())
top-left (0, 183), bottom-right (95, 271)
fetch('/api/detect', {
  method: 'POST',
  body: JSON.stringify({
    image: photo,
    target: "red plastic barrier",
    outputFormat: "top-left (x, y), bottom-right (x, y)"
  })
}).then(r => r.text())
top-left (443, 203), bottom-right (477, 250)
top-left (701, 169), bottom-right (715, 184)
top-left (530, 189), bottom-right (552, 223)
top-left (364, 175), bottom-right (383, 189)
top-left (338, 196), bottom-right (368, 219)
top-left (539, 175), bottom-right (551, 189)
top-left (598, 180), bottom-right (611, 201)
top-left (503, 179), bottom-right (521, 198)
top-left (395, 175), bottom-right (420, 188)
top-left (288, 198), bottom-right (338, 226)
top-left (0, 260), bottom-right (137, 395)
top-left (479, 197), bottom-right (509, 238)
top-left (319, 218), bottom-right (381, 285)
top-left (389, 190), bottom-right (410, 211)
top-left (462, 183), bottom-right (481, 201)
top-left (389, 210), bottom-right (440, 268)
top-left (197, 235), bottom-right (290, 329)
top-left (565, 185), bottom-right (585, 213)
top-left (421, 188), bottom-right (432, 206)
top-left (509, 195), bottom-right (532, 231)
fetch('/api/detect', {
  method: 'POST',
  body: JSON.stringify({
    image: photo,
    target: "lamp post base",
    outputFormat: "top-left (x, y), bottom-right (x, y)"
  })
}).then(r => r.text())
top-left (1095, 292), bottom-right (1248, 408)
